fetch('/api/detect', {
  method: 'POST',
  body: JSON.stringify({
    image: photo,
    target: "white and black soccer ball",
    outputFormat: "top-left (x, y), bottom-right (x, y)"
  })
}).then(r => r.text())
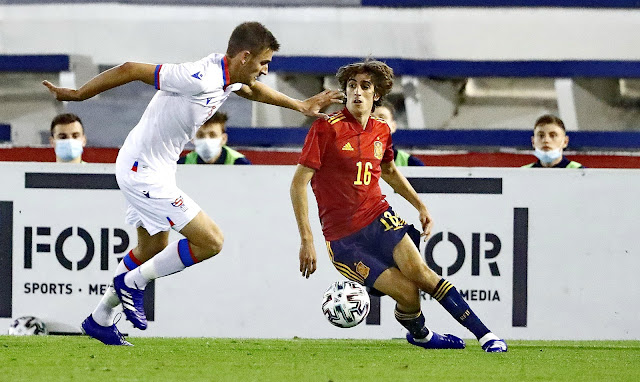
top-left (322, 281), bottom-right (370, 328)
top-left (7, 316), bottom-right (48, 336)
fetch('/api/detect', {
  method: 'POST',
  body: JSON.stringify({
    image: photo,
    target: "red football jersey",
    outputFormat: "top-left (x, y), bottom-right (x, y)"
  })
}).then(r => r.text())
top-left (299, 108), bottom-right (395, 241)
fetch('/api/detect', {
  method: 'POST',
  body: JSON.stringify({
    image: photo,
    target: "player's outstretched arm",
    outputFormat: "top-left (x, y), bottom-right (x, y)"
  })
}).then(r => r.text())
top-left (42, 62), bottom-right (157, 102)
top-left (290, 164), bottom-right (318, 278)
top-left (235, 81), bottom-right (343, 119)
top-left (381, 161), bottom-right (433, 239)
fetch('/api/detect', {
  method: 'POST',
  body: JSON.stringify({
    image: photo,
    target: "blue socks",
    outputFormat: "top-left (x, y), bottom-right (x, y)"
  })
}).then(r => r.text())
top-left (395, 307), bottom-right (430, 339)
top-left (432, 279), bottom-right (490, 340)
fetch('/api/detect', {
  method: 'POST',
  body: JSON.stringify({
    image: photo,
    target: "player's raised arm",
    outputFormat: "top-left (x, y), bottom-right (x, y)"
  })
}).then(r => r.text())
top-left (42, 62), bottom-right (157, 102)
top-left (381, 160), bottom-right (433, 239)
top-left (235, 81), bottom-right (343, 119)
top-left (290, 164), bottom-right (318, 278)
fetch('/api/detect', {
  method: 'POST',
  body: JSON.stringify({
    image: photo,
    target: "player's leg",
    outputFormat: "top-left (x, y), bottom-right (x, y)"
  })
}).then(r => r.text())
top-left (372, 267), bottom-right (465, 350)
top-left (83, 228), bottom-right (168, 343)
top-left (122, 210), bottom-right (222, 288)
top-left (93, 227), bottom-right (168, 323)
top-left (115, 210), bottom-right (223, 329)
top-left (392, 234), bottom-right (507, 352)
top-left (326, 215), bottom-right (463, 350)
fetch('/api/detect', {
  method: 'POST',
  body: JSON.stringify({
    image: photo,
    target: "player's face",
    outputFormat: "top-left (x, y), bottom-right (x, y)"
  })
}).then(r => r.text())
top-left (532, 123), bottom-right (568, 151)
top-left (50, 122), bottom-right (86, 145)
top-left (241, 48), bottom-right (273, 86)
top-left (345, 73), bottom-right (379, 118)
top-left (196, 122), bottom-right (228, 145)
top-left (371, 106), bottom-right (397, 134)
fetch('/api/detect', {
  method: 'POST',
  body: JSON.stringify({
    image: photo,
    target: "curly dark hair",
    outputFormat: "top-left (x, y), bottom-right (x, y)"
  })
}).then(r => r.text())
top-left (336, 59), bottom-right (394, 110)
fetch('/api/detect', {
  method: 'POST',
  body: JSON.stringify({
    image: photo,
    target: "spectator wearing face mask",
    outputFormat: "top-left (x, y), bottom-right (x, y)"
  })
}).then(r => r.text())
top-left (178, 112), bottom-right (251, 165)
top-left (522, 114), bottom-right (584, 169)
top-left (50, 113), bottom-right (87, 163)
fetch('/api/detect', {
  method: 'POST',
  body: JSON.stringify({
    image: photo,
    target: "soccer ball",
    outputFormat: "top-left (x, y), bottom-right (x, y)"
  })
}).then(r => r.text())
top-left (7, 316), bottom-right (48, 336)
top-left (321, 281), bottom-right (370, 328)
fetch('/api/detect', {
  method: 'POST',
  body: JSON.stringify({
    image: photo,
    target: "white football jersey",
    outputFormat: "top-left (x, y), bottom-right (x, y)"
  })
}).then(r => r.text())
top-left (117, 53), bottom-right (243, 178)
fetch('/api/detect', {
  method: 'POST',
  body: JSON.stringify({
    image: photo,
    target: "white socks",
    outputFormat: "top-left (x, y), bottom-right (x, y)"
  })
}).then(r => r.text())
top-left (91, 287), bottom-right (121, 326)
top-left (124, 239), bottom-right (194, 290)
top-left (479, 332), bottom-right (500, 346)
top-left (91, 256), bottom-right (133, 326)
top-left (92, 240), bottom-right (197, 327)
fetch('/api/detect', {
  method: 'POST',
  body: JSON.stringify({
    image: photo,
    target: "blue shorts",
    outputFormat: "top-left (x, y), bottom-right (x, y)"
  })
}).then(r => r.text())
top-left (325, 207), bottom-right (421, 292)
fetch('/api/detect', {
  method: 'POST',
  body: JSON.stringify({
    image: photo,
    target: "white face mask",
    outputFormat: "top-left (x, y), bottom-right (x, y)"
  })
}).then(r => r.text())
top-left (55, 139), bottom-right (84, 161)
top-left (534, 148), bottom-right (562, 165)
top-left (194, 138), bottom-right (223, 162)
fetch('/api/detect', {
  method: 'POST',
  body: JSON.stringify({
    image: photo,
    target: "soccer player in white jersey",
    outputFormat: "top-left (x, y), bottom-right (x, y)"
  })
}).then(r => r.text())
top-left (43, 22), bottom-right (343, 346)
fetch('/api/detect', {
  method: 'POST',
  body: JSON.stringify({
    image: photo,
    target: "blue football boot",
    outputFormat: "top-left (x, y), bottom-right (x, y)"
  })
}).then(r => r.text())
top-left (113, 273), bottom-right (147, 330)
top-left (406, 332), bottom-right (466, 349)
top-left (482, 339), bottom-right (508, 352)
top-left (81, 314), bottom-right (132, 346)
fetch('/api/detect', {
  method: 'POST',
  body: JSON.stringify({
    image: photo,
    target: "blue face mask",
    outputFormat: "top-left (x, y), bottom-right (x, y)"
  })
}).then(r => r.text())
top-left (534, 148), bottom-right (562, 165)
top-left (55, 139), bottom-right (84, 161)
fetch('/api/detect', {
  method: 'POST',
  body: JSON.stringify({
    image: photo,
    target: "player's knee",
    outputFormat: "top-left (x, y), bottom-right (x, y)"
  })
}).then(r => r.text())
top-left (205, 230), bottom-right (224, 256)
top-left (187, 229), bottom-right (224, 260)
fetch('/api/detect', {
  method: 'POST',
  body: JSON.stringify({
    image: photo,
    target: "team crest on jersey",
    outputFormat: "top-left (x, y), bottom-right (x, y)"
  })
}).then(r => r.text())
top-left (171, 196), bottom-right (188, 212)
top-left (356, 261), bottom-right (370, 279)
top-left (374, 140), bottom-right (384, 159)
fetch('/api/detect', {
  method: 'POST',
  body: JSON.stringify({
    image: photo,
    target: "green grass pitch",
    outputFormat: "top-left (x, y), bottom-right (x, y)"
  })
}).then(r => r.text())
top-left (1, 336), bottom-right (639, 382)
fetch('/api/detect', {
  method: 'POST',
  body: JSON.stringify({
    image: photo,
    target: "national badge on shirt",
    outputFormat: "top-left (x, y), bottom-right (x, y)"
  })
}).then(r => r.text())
top-left (374, 140), bottom-right (384, 160)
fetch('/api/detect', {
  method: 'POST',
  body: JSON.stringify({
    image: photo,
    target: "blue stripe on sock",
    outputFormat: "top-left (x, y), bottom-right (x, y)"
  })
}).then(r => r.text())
top-left (177, 238), bottom-right (195, 267)
top-left (123, 253), bottom-right (139, 270)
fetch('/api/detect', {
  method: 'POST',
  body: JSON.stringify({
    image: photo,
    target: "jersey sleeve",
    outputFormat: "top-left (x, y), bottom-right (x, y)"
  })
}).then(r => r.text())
top-left (155, 61), bottom-right (208, 95)
top-left (299, 119), bottom-right (328, 170)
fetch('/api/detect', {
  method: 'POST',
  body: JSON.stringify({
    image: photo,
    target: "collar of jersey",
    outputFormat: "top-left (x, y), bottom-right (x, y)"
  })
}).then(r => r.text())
top-left (222, 56), bottom-right (231, 90)
top-left (340, 107), bottom-right (373, 132)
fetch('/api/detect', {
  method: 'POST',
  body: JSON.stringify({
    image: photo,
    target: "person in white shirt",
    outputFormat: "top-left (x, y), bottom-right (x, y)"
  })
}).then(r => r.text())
top-left (43, 21), bottom-right (342, 346)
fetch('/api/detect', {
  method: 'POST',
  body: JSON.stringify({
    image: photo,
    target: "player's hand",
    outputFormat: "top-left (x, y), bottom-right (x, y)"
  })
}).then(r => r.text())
top-left (299, 241), bottom-right (318, 279)
top-left (419, 207), bottom-right (433, 241)
top-left (299, 90), bottom-right (344, 119)
top-left (42, 80), bottom-right (81, 101)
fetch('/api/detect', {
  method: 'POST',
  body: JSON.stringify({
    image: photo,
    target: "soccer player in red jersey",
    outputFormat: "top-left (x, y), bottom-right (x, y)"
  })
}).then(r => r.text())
top-left (290, 60), bottom-right (507, 352)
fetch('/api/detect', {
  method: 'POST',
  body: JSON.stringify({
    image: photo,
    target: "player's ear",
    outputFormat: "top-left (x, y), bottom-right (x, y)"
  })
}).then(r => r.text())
top-left (374, 93), bottom-right (381, 102)
top-left (240, 50), bottom-right (251, 65)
